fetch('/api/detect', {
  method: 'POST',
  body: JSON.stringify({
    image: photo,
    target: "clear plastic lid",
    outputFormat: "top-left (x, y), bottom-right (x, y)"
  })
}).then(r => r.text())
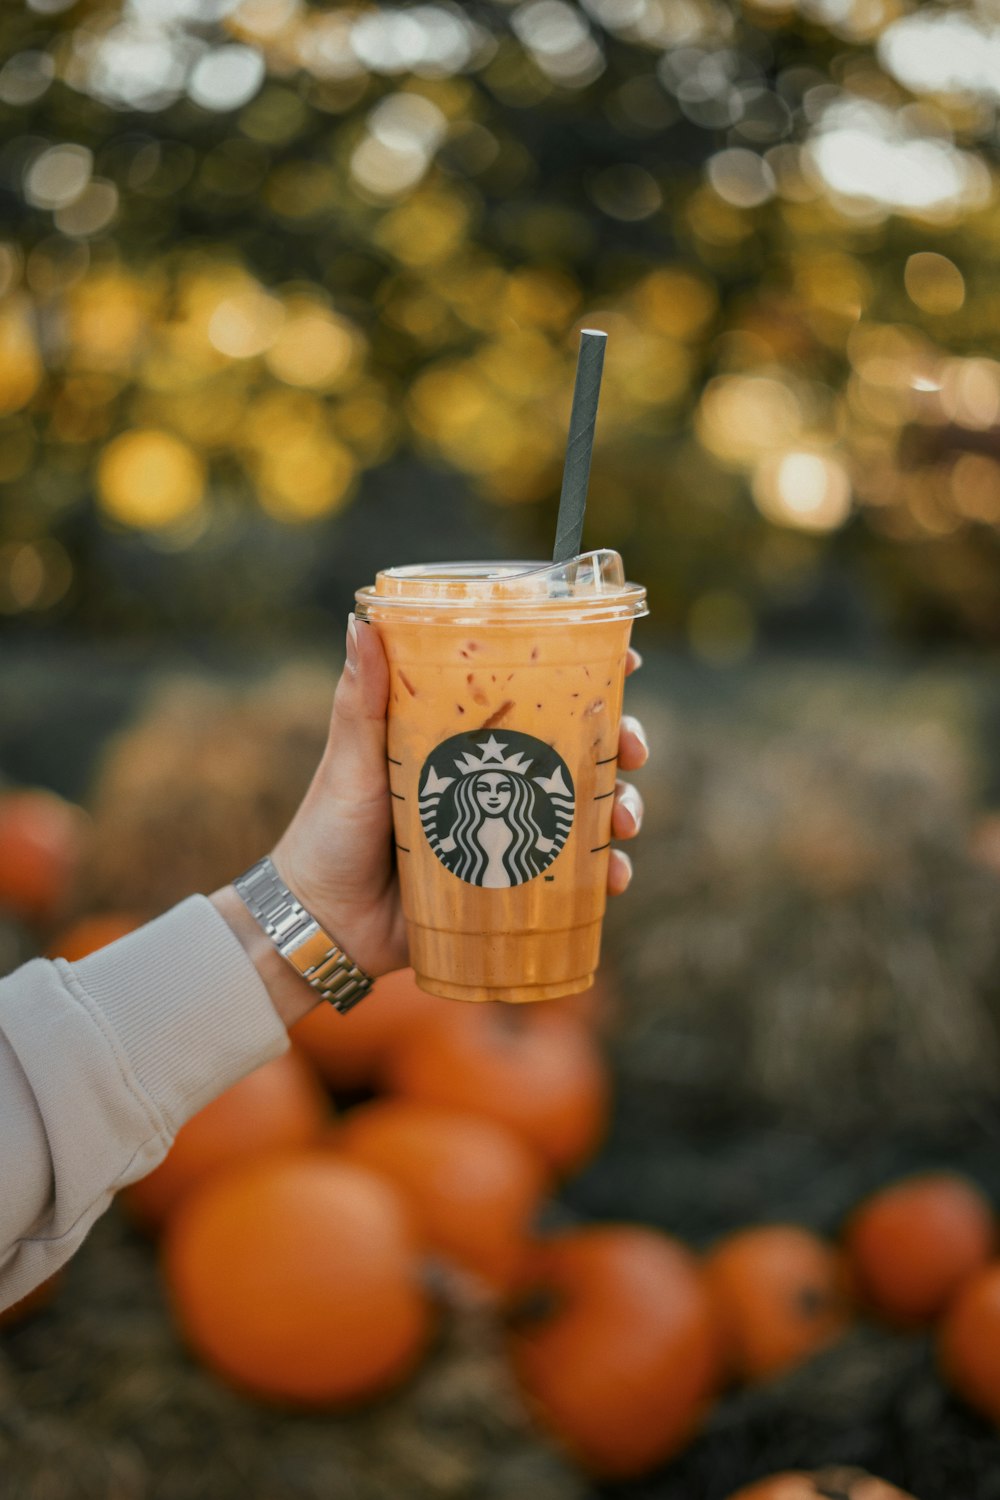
top-left (355, 549), bottom-right (647, 623)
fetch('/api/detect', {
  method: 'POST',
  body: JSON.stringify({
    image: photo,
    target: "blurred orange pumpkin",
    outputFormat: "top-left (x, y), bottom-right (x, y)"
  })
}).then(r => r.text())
top-left (290, 967), bottom-right (450, 1093)
top-left (508, 1225), bottom-right (723, 1478)
top-left (0, 789), bottom-right (88, 925)
top-left (939, 1260), bottom-right (1000, 1424)
top-left (705, 1225), bottom-right (852, 1382)
top-left (336, 1098), bottom-right (548, 1292)
top-left (383, 1002), bottom-right (608, 1175)
top-left (845, 1172), bottom-right (994, 1326)
top-left (120, 1050), bottom-right (329, 1232)
top-left (165, 1154), bottom-right (432, 1406)
top-left (47, 912), bottom-right (142, 962)
top-left (545, 973), bottom-right (615, 1032)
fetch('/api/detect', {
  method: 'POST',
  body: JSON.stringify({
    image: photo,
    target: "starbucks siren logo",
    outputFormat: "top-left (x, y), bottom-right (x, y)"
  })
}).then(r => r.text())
top-left (418, 731), bottom-right (575, 888)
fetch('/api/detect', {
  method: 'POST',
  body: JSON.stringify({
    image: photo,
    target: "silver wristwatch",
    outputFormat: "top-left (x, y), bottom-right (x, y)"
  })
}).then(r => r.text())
top-left (233, 856), bottom-right (373, 1013)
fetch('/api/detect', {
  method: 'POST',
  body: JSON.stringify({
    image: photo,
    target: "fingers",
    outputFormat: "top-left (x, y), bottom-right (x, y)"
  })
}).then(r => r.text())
top-left (321, 615), bottom-right (391, 794)
top-left (339, 615), bottom-right (390, 722)
top-left (609, 694), bottom-right (645, 894)
top-left (606, 849), bottom-right (633, 896)
top-left (618, 714), bottom-right (649, 772)
top-left (625, 647), bottom-right (643, 677)
top-left (611, 780), bottom-right (643, 841)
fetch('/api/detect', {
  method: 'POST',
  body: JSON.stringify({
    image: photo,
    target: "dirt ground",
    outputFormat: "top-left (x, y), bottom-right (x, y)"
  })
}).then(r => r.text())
top-left (5, 644), bottom-right (1000, 1499)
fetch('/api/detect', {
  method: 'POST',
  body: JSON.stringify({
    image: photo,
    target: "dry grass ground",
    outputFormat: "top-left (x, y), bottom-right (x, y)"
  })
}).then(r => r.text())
top-left (6, 651), bottom-right (1000, 1498)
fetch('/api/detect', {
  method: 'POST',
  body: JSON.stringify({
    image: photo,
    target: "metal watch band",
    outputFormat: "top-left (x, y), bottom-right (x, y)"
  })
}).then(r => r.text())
top-left (233, 856), bottom-right (373, 1014)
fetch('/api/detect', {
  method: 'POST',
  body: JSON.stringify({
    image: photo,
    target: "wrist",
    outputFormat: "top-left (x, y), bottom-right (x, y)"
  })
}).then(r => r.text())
top-left (268, 838), bottom-right (400, 980)
top-left (210, 883), bottom-right (318, 1032)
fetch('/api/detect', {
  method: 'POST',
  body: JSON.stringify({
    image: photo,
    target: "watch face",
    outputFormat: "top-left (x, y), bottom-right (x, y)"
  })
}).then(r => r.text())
top-left (417, 730), bottom-right (575, 888)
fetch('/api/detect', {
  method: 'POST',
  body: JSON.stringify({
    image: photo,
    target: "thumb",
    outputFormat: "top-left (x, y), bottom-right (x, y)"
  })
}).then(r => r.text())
top-left (322, 614), bottom-right (390, 799)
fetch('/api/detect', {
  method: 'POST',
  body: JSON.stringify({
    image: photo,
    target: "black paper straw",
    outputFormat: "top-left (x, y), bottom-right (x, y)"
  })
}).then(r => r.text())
top-left (553, 328), bottom-right (607, 564)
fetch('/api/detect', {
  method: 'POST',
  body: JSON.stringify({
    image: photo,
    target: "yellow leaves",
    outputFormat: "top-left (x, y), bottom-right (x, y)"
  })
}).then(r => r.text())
top-left (255, 433), bottom-right (357, 520)
top-left (97, 430), bottom-right (205, 530)
top-left (50, 376), bottom-right (117, 445)
top-left (265, 301), bottom-right (360, 390)
top-left (505, 269), bottom-right (581, 333)
top-left (374, 187), bottom-right (476, 267)
top-left (208, 285), bottom-right (284, 359)
top-left (615, 333), bottom-right (691, 409)
top-left (904, 253), bottom-right (966, 316)
top-left (0, 295), bottom-right (43, 416)
top-left (792, 252), bottom-right (872, 320)
top-left (480, 429), bottom-right (561, 504)
top-left (139, 385), bottom-right (246, 449)
top-left (752, 450), bottom-right (852, 533)
top-left (696, 375), bottom-right (803, 467)
top-left (686, 184), bottom-right (757, 251)
top-left (405, 77), bottom-right (477, 121)
top-left (408, 356), bottom-right (559, 492)
top-left (408, 363), bottom-right (492, 443)
top-left (241, 390), bottom-right (358, 520)
top-left (0, 231), bottom-right (730, 529)
top-left (0, 539), bottom-right (72, 615)
top-left (406, 278), bottom-right (706, 505)
top-left (627, 270), bottom-right (717, 341)
top-left (426, 259), bottom-right (507, 333)
top-left (66, 271), bottom-right (157, 375)
top-left (475, 331), bottom-right (560, 399)
top-left (332, 386), bottom-right (398, 464)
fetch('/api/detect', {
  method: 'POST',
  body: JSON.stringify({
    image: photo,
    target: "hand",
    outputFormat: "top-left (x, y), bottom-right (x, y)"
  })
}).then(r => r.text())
top-left (217, 618), bottom-right (647, 1028)
top-left (270, 615), bottom-right (407, 983)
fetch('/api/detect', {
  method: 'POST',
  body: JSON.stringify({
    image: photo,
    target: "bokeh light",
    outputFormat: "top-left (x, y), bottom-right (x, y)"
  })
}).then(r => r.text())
top-left (708, 148), bottom-right (775, 208)
top-left (264, 304), bottom-right (359, 390)
top-left (753, 451), bottom-right (853, 533)
top-left (879, 10), bottom-right (1000, 103)
top-left (0, 538), bottom-right (72, 614)
top-left (806, 97), bottom-right (991, 220)
top-left (24, 145), bottom-right (93, 212)
top-left (97, 430), bottom-right (206, 531)
top-left (697, 376), bottom-right (803, 467)
top-left (0, 0), bottom-right (997, 643)
top-left (207, 286), bottom-right (284, 359)
top-left (188, 45), bottom-right (266, 111)
top-left (904, 253), bottom-right (966, 316)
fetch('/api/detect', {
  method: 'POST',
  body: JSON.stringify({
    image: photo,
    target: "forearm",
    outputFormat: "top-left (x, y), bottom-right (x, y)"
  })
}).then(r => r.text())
top-left (0, 895), bottom-right (288, 1311)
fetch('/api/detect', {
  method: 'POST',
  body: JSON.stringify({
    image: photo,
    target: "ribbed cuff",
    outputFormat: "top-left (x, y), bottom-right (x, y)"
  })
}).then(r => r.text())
top-left (62, 894), bottom-right (288, 1134)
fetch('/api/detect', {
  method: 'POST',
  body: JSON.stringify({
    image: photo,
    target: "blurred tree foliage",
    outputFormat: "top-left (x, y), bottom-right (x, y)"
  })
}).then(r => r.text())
top-left (1, 0), bottom-right (999, 648)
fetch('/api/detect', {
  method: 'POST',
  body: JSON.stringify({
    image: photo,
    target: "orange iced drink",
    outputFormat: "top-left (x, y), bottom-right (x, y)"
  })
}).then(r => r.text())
top-left (355, 550), bottom-right (646, 1004)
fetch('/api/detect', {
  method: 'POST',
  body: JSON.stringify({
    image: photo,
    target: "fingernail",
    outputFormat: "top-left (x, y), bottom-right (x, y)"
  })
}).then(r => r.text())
top-left (631, 648), bottom-right (643, 668)
top-left (624, 715), bottom-right (649, 760)
top-left (346, 613), bottom-right (358, 671)
top-left (619, 784), bottom-right (642, 832)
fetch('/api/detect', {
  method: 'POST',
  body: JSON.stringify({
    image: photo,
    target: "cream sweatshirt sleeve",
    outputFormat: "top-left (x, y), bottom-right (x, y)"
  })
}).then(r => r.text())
top-left (0, 894), bottom-right (289, 1311)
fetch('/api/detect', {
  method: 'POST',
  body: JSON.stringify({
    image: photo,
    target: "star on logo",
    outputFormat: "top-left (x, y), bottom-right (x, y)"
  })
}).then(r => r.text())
top-left (478, 735), bottom-right (507, 762)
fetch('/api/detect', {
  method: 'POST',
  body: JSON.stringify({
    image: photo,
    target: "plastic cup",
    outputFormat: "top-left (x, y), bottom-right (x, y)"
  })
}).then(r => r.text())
top-left (355, 550), bottom-right (647, 1003)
